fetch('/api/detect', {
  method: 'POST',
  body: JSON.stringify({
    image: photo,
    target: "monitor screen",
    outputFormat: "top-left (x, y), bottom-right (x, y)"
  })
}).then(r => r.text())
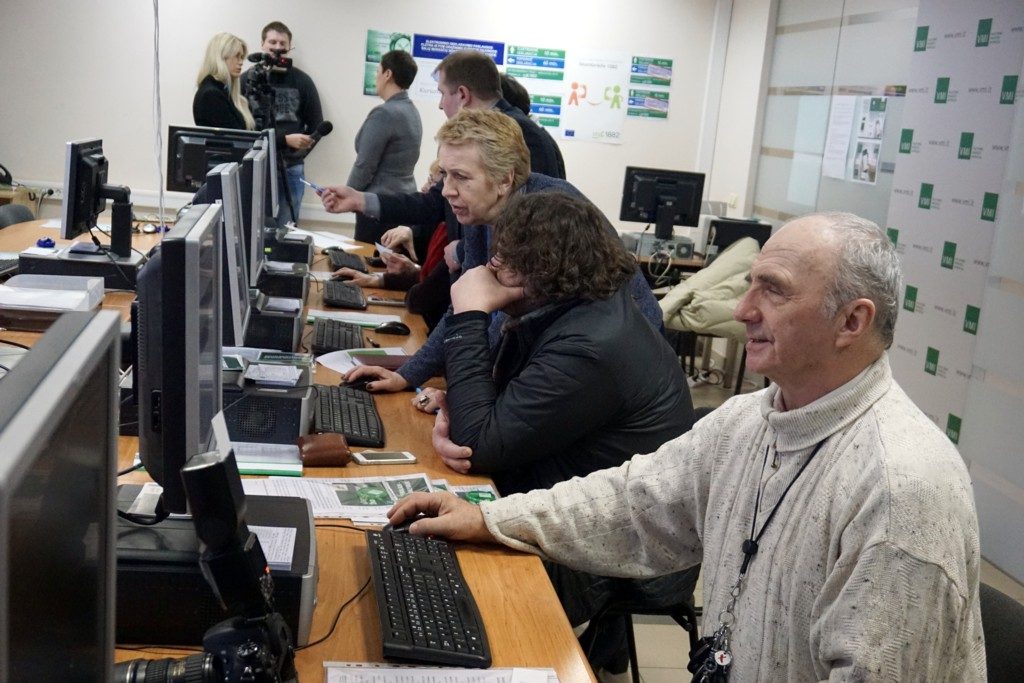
top-left (259, 130), bottom-right (279, 218)
top-left (137, 204), bottom-right (223, 514)
top-left (706, 217), bottom-right (773, 253)
top-left (60, 138), bottom-right (107, 241)
top-left (0, 310), bottom-right (120, 681)
top-left (204, 163), bottom-right (251, 346)
top-left (166, 125), bottom-right (264, 193)
top-left (242, 146), bottom-right (268, 286)
top-left (619, 166), bottom-right (705, 239)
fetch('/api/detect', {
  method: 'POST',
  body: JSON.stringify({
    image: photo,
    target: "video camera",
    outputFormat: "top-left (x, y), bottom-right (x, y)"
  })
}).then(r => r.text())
top-left (247, 50), bottom-right (293, 71)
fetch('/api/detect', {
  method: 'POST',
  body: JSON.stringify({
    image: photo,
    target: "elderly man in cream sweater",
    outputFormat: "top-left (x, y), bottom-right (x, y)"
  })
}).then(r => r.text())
top-left (389, 211), bottom-right (986, 681)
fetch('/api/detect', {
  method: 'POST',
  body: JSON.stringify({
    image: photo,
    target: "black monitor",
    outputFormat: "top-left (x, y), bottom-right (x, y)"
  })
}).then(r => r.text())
top-left (241, 145), bottom-right (269, 285)
top-left (137, 204), bottom-right (223, 514)
top-left (0, 310), bottom-right (120, 680)
top-left (706, 217), bottom-right (773, 253)
top-left (619, 166), bottom-right (705, 239)
top-left (204, 163), bottom-right (252, 346)
top-left (61, 138), bottom-right (134, 258)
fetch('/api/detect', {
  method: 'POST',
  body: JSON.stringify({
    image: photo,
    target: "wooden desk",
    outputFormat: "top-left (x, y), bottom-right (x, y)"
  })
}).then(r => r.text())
top-left (1, 220), bottom-right (594, 682)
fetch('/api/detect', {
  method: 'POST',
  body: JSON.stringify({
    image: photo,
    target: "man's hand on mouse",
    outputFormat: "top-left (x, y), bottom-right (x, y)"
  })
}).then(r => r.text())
top-left (386, 492), bottom-right (494, 543)
top-left (450, 265), bottom-right (525, 315)
top-left (332, 268), bottom-right (382, 287)
top-left (343, 365), bottom-right (409, 393)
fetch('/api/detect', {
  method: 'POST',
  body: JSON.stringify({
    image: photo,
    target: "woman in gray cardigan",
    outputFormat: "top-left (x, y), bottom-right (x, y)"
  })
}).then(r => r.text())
top-left (349, 50), bottom-right (423, 243)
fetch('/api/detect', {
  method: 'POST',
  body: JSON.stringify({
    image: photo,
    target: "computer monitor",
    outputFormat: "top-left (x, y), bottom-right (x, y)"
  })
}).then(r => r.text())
top-left (204, 163), bottom-right (252, 346)
top-left (706, 217), bottom-right (773, 253)
top-left (619, 166), bottom-right (705, 239)
top-left (241, 145), bottom-right (269, 285)
top-left (0, 310), bottom-right (120, 680)
top-left (166, 126), bottom-right (278, 204)
top-left (257, 133), bottom-right (280, 219)
top-left (137, 204), bottom-right (223, 515)
top-left (61, 138), bottom-right (134, 258)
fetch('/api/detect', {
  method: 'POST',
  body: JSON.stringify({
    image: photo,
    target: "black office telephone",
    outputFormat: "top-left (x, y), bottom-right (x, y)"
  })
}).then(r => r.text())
top-left (0, 162), bottom-right (12, 186)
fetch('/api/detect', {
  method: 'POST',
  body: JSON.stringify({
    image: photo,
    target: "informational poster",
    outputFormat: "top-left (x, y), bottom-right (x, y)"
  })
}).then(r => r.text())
top-left (560, 50), bottom-right (630, 144)
top-left (507, 44), bottom-right (567, 128)
top-left (822, 96), bottom-right (887, 183)
top-left (821, 96), bottom-right (857, 178)
top-left (363, 30), bottom-right (414, 96)
top-left (628, 56), bottom-right (673, 118)
top-left (850, 97), bottom-right (886, 184)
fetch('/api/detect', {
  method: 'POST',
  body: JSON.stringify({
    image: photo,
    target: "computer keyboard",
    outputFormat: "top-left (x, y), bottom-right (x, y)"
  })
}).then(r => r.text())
top-left (0, 257), bottom-right (19, 277)
top-left (328, 250), bottom-right (368, 272)
top-left (367, 529), bottom-right (491, 668)
top-left (323, 280), bottom-right (368, 310)
top-left (311, 318), bottom-right (365, 355)
top-left (313, 385), bottom-right (385, 447)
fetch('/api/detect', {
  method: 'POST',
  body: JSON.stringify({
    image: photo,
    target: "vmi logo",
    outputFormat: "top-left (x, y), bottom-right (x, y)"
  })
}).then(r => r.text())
top-left (958, 132), bottom-right (974, 159)
top-left (941, 241), bottom-right (957, 269)
top-left (925, 347), bottom-right (939, 375)
top-left (935, 77), bottom-right (950, 103)
top-left (886, 227), bottom-right (899, 246)
top-left (946, 414), bottom-right (962, 444)
top-left (919, 183), bottom-right (934, 209)
top-left (899, 129), bottom-right (914, 154)
top-left (976, 19), bottom-right (992, 47)
top-left (963, 305), bottom-right (980, 335)
top-left (903, 285), bottom-right (918, 312)
top-left (1001, 75), bottom-right (1018, 104)
top-left (915, 26), bottom-right (929, 51)
top-left (981, 192), bottom-right (998, 221)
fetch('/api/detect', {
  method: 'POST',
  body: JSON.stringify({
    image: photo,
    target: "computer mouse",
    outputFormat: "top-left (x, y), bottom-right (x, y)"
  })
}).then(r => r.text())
top-left (374, 321), bottom-right (410, 335)
top-left (330, 272), bottom-right (353, 281)
top-left (345, 377), bottom-right (373, 392)
top-left (141, 224), bottom-right (158, 234)
top-left (383, 513), bottom-right (429, 534)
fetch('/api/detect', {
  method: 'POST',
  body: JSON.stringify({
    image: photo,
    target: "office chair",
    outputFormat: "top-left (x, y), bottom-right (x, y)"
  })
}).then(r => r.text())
top-left (980, 582), bottom-right (1024, 682)
top-left (0, 203), bottom-right (34, 229)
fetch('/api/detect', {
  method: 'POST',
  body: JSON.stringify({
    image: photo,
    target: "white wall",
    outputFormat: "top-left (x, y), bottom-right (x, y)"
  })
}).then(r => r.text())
top-left (0, 0), bottom-right (735, 231)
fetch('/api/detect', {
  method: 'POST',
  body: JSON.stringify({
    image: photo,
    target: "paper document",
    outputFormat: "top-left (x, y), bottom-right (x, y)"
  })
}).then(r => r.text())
top-left (244, 474), bottom-right (435, 522)
top-left (263, 296), bottom-right (303, 313)
top-left (307, 308), bottom-right (401, 327)
top-left (316, 347), bottom-right (406, 374)
top-left (250, 525), bottom-right (296, 571)
top-left (324, 663), bottom-right (558, 683)
top-left (431, 480), bottom-right (499, 505)
top-left (286, 228), bottom-right (359, 251)
top-left (243, 363), bottom-right (302, 386)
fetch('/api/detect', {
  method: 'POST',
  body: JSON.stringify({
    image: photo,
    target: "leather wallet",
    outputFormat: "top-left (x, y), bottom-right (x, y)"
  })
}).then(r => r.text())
top-left (297, 432), bottom-right (352, 467)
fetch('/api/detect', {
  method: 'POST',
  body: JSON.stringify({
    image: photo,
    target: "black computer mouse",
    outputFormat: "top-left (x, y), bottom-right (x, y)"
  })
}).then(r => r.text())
top-left (383, 513), bottom-right (429, 534)
top-left (374, 321), bottom-right (410, 335)
top-left (345, 377), bottom-right (373, 391)
top-left (330, 272), bottom-right (353, 281)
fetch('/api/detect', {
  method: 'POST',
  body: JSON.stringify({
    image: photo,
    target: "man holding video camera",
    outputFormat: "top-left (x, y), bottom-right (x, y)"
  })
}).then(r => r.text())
top-left (242, 20), bottom-right (324, 228)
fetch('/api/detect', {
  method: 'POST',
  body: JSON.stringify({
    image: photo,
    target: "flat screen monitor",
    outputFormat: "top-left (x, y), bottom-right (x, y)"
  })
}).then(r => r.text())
top-left (137, 204), bottom-right (223, 514)
top-left (259, 131), bottom-right (280, 218)
top-left (619, 166), bottom-right (705, 239)
top-left (707, 217), bottom-right (773, 253)
top-left (166, 125), bottom-right (277, 202)
top-left (204, 162), bottom-right (251, 346)
top-left (0, 310), bottom-right (120, 680)
top-left (241, 145), bottom-right (268, 286)
top-left (61, 138), bottom-right (133, 258)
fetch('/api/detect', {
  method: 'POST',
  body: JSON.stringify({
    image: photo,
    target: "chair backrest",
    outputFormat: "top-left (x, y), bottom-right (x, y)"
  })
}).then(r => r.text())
top-left (979, 581), bottom-right (1024, 682)
top-left (0, 203), bottom-right (35, 229)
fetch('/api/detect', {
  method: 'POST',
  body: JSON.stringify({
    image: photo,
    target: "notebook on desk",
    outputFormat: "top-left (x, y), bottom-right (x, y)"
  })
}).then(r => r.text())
top-left (350, 352), bottom-right (413, 371)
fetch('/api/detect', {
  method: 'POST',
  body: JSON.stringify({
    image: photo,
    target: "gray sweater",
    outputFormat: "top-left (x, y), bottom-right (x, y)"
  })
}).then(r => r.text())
top-left (482, 355), bottom-right (986, 681)
top-left (346, 90), bottom-right (422, 194)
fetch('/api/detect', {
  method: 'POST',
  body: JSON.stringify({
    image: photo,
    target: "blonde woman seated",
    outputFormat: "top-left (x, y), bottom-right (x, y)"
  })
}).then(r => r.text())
top-left (193, 32), bottom-right (255, 130)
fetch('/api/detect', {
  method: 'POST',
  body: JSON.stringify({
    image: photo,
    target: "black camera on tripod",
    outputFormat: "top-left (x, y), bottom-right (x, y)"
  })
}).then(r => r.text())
top-left (114, 450), bottom-right (297, 683)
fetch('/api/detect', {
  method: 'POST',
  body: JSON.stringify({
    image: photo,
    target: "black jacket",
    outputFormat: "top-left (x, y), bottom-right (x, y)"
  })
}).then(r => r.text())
top-left (193, 75), bottom-right (247, 130)
top-left (442, 285), bottom-right (693, 495)
top-left (494, 98), bottom-right (565, 179)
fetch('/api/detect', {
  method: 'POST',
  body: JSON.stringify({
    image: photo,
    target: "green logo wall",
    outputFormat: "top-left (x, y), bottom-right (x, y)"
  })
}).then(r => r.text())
top-left (919, 183), bottom-right (934, 209)
top-left (946, 414), bottom-right (962, 444)
top-left (904, 285), bottom-right (918, 312)
top-left (958, 132), bottom-right (974, 159)
top-left (925, 347), bottom-right (940, 375)
top-left (1001, 75), bottom-right (1018, 104)
top-left (915, 26), bottom-right (929, 51)
top-left (963, 305), bottom-right (980, 335)
top-left (899, 129), bottom-right (914, 154)
top-left (941, 241), bottom-right (957, 269)
top-left (935, 77), bottom-right (950, 103)
top-left (976, 19), bottom-right (992, 47)
top-left (981, 192), bottom-right (998, 221)
top-left (887, 227), bottom-right (899, 245)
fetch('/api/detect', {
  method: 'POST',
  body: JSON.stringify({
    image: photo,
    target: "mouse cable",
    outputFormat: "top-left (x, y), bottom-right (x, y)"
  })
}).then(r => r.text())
top-left (0, 338), bottom-right (30, 350)
top-left (295, 575), bottom-right (371, 651)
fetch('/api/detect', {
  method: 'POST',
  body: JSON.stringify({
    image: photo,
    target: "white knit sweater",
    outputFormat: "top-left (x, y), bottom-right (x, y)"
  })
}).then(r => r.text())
top-left (482, 355), bottom-right (986, 681)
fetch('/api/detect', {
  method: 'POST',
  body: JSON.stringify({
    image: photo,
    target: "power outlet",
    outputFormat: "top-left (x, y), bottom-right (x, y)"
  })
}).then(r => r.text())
top-left (46, 186), bottom-right (62, 200)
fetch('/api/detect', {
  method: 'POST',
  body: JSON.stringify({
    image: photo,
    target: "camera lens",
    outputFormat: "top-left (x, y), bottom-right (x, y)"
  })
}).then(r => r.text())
top-left (113, 653), bottom-right (222, 683)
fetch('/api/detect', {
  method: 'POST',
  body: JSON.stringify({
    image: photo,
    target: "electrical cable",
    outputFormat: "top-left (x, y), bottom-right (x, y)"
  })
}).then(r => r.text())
top-left (152, 0), bottom-right (166, 235)
top-left (295, 575), bottom-right (371, 650)
top-left (0, 338), bottom-right (30, 350)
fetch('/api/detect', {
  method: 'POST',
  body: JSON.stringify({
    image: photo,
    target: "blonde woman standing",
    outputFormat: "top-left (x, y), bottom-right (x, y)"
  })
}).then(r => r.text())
top-left (193, 33), bottom-right (255, 130)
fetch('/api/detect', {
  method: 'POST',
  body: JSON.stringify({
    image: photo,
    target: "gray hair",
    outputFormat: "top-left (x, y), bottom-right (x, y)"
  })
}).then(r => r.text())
top-left (806, 211), bottom-right (903, 348)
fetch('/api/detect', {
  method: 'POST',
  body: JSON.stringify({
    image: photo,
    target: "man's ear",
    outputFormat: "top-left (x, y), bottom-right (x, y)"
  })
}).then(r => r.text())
top-left (457, 85), bottom-right (472, 106)
top-left (835, 297), bottom-right (876, 349)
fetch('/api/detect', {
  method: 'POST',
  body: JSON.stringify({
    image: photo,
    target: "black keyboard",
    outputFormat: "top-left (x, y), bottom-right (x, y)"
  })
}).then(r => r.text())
top-left (367, 529), bottom-right (491, 668)
top-left (313, 385), bottom-right (385, 447)
top-left (323, 281), bottom-right (367, 310)
top-left (0, 257), bottom-right (18, 277)
top-left (328, 250), bottom-right (368, 272)
top-left (311, 318), bottom-right (365, 354)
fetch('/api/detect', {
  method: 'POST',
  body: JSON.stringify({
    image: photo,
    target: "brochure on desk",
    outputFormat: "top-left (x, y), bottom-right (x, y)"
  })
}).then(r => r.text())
top-left (325, 662), bottom-right (558, 682)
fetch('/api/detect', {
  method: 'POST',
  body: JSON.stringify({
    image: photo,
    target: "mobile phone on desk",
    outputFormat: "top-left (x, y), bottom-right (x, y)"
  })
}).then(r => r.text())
top-left (366, 295), bottom-right (406, 307)
top-left (301, 178), bottom-right (326, 195)
top-left (352, 451), bottom-right (417, 465)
